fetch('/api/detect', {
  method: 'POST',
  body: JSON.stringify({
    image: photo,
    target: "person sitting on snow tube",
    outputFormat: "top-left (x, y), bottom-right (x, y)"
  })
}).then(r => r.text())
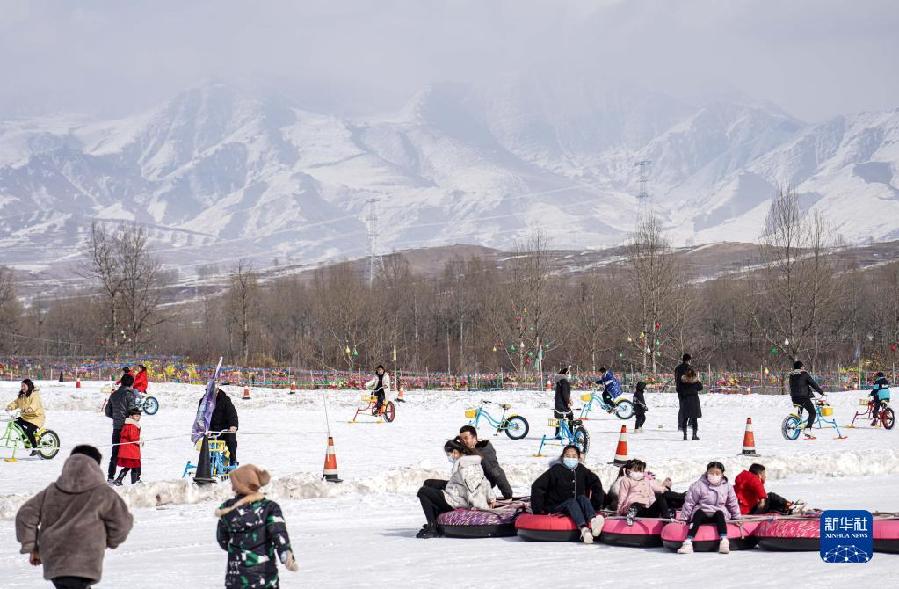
top-left (421, 425), bottom-right (514, 500)
top-left (531, 445), bottom-right (606, 544)
top-left (416, 438), bottom-right (496, 539)
top-left (735, 463), bottom-right (796, 515)
top-left (617, 459), bottom-right (675, 524)
top-left (678, 461), bottom-right (742, 555)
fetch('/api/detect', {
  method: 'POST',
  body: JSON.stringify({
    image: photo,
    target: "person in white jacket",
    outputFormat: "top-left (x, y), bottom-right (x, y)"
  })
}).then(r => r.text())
top-left (415, 438), bottom-right (496, 538)
top-left (365, 365), bottom-right (391, 414)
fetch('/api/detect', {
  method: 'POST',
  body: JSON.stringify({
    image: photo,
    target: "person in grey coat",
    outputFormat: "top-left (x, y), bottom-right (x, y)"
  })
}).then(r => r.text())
top-left (104, 373), bottom-right (136, 481)
top-left (459, 424), bottom-right (514, 499)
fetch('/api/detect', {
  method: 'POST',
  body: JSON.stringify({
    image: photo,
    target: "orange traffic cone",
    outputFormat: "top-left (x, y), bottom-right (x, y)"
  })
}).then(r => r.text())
top-left (75, 378), bottom-right (81, 389)
top-left (242, 386), bottom-right (251, 400)
top-left (322, 436), bottom-right (343, 483)
top-left (396, 388), bottom-right (406, 403)
top-left (546, 379), bottom-right (552, 391)
top-left (289, 382), bottom-right (296, 395)
top-left (611, 425), bottom-right (629, 465)
top-left (741, 417), bottom-right (759, 456)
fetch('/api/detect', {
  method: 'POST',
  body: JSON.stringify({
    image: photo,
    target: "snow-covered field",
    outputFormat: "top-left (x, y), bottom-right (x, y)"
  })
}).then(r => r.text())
top-left (0, 380), bottom-right (896, 587)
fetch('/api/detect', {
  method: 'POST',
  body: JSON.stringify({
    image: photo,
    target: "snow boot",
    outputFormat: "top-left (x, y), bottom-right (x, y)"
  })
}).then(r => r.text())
top-left (416, 524), bottom-right (440, 539)
top-left (112, 471), bottom-right (127, 486)
top-left (719, 537), bottom-right (730, 554)
top-left (683, 430), bottom-right (688, 441)
top-left (590, 515), bottom-right (605, 537)
top-left (626, 506), bottom-right (638, 526)
top-left (677, 539), bottom-right (694, 554)
top-left (580, 526), bottom-right (593, 544)
top-left (633, 428), bottom-right (643, 433)
top-left (691, 432), bottom-right (700, 440)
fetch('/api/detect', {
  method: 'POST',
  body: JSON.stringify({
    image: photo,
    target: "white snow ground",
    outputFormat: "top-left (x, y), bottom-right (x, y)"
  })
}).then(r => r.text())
top-left (0, 380), bottom-right (896, 588)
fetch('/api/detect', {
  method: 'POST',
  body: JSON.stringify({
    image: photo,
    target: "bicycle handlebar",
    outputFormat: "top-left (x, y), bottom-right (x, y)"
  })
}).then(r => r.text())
top-left (480, 399), bottom-right (493, 405)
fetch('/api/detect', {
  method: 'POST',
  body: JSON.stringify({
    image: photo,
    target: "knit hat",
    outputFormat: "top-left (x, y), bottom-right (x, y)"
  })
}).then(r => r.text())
top-left (229, 464), bottom-right (271, 495)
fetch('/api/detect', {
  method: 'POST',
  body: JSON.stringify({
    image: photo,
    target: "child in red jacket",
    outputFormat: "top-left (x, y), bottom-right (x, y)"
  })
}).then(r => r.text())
top-left (113, 408), bottom-right (143, 485)
top-left (734, 463), bottom-right (795, 515)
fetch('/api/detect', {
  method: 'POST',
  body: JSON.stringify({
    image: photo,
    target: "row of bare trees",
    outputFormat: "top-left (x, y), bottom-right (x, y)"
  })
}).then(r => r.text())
top-left (1, 188), bottom-right (897, 374)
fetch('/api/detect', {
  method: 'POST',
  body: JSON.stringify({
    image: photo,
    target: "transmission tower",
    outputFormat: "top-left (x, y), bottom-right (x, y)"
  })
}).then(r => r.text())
top-left (635, 160), bottom-right (652, 201)
top-left (366, 198), bottom-right (384, 287)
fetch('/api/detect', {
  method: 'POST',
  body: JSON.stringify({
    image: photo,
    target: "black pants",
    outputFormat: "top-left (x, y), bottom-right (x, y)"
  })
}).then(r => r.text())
top-left (794, 397), bottom-right (816, 430)
top-left (108, 429), bottom-right (121, 479)
top-left (872, 398), bottom-right (883, 419)
top-left (749, 491), bottom-right (790, 514)
top-left (373, 391), bottom-right (385, 414)
top-left (53, 577), bottom-right (93, 589)
top-left (663, 490), bottom-right (685, 509)
top-left (684, 417), bottom-right (698, 434)
top-left (16, 418), bottom-right (38, 448)
top-left (629, 492), bottom-right (670, 518)
top-left (417, 485), bottom-right (453, 525)
top-left (688, 510), bottom-right (727, 539)
top-left (634, 405), bottom-right (646, 429)
top-left (220, 432), bottom-right (237, 465)
top-left (553, 410), bottom-right (572, 437)
top-left (117, 466), bottom-right (142, 484)
top-left (677, 394), bottom-right (686, 431)
top-left (423, 479), bottom-right (447, 490)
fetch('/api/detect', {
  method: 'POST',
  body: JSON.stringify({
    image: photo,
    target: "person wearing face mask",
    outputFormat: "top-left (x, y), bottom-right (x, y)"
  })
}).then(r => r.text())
top-left (616, 459), bottom-right (674, 524)
top-left (530, 445), bottom-right (606, 543)
top-left (415, 438), bottom-right (496, 539)
top-left (678, 461), bottom-right (741, 554)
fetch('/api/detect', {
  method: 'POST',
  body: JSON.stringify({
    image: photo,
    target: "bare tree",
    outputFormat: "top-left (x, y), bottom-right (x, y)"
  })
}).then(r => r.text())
top-left (225, 261), bottom-right (259, 365)
top-left (118, 226), bottom-right (166, 352)
top-left (0, 267), bottom-right (22, 351)
top-left (83, 222), bottom-right (124, 351)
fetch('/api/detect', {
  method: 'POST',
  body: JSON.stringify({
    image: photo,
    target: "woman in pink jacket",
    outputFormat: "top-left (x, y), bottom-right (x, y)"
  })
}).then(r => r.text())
top-left (616, 459), bottom-right (674, 524)
top-left (678, 461), bottom-right (742, 554)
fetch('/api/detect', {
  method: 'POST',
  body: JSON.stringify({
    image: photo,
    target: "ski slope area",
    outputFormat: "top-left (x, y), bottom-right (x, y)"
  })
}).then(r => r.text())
top-left (0, 381), bottom-right (896, 587)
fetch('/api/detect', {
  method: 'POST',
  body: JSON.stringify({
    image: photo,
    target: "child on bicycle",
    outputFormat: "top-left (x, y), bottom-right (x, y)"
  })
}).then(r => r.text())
top-left (633, 381), bottom-right (648, 432)
top-left (6, 379), bottom-right (45, 456)
top-left (113, 408), bottom-right (143, 485)
top-left (531, 445), bottom-right (606, 543)
top-left (597, 367), bottom-right (622, 406)
top-left (870, 372), bottom-right (890, 424)
top-left (616, 459), bottom-right (675, 524)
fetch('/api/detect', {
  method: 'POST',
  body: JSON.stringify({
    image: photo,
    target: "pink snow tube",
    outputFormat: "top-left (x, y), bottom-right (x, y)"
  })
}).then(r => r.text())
top-left (755, 516), bottom-right (819, 551)
top-left (600, 517), bottom-right (668, 548)
top-left (515, 513), bottom-right (581, 542)
top-left (874, 517), bottom-right (899, 554)
top-left (662, 520), bottom-right (759, 551)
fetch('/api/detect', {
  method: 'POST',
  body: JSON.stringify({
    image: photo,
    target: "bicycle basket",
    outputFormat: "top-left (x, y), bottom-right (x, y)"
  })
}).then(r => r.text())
top-left (580, 393), bottom-right (592, 402)
top-left (547, 418), bottom-right (560, 427)
top-left (361, 394), bottom-right (376, 403)
top-left (859, 398), bottom-right (871, 406)
top-left (821, 405), bottom-right (833, 417)
top-left (464, 408), bottom-right (477, 419)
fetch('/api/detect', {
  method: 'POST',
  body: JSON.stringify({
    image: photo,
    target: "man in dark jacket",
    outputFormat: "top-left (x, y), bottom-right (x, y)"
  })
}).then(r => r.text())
top-left (458, 425), bottom-right (513, 499)
top-left (554, 366), bottom-right (572, 437)
top-left (788, 360), bottom-right (823, 437)
top-left (674, 353), bottom-right (692, 432)
top-left (105, 374), bottom-right (136, 481)
top-left (208, 388), bottom-right (239, 465)
top-left (530, 454), bottom-right (605, 515)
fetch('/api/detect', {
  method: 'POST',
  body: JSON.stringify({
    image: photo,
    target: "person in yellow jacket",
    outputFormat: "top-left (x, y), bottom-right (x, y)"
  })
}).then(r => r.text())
top-left (6, 379), bottom-right (45, 454)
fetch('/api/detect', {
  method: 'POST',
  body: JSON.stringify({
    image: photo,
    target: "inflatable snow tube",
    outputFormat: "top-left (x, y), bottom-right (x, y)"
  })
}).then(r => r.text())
top-left (662, 520), bottom-right (759, 552)
top-left (515, 513), bottom-right (581, 542)
top-left (755, 517), bottom-right (819, 551)
top-left (874, 518), bottom-right (899, 554)
top-left (437, 507), bottom-right (520, 539)
top-left (600, 517), bottom-right (667, 548)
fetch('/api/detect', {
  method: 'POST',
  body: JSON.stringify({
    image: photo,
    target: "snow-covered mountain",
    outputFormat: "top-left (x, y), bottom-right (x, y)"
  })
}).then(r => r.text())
top-left (1, 81), bottom-right (897, 280)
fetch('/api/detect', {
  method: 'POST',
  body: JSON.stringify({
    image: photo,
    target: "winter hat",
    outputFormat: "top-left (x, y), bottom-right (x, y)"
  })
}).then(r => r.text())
top-left (230, 464), bottom-right (271, 495)
top-left (635, 381), bottom-right (647, 392)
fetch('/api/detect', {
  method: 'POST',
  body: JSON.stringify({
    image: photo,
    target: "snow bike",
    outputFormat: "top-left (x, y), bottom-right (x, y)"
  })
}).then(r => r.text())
top-left (182, 433), bottom-right (237, 480)
top-left (578, 386), bottom-right (634, 420)
top-left (465, 400), bottom-right (529, 440)
top-left (781, 398), bottom-right (846, 440)
top-left (133, 392), bottom-right (159, 416)
top-left (849, 398), bottom-right (895, 430)
top-left (534, 414), bottom-right (589, 457)
top-left (1, 410), bottom-right (61, 461)
top-left (349, 394), bottom-right (396, 424)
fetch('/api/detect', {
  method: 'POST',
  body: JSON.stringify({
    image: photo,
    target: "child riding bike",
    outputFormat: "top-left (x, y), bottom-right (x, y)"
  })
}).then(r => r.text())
top-left (788, 361), bottom-right (824, 440)
top-left (5, 379), bottom-right (45, 456)
top-left (871, 372), bottom-right (891, 425)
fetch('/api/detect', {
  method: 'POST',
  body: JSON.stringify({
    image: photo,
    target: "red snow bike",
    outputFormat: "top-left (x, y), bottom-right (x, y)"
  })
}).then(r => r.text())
top-left (850, 398), bottom-right (895, 430)
top-left (349, 394), bottom-right (396, 424)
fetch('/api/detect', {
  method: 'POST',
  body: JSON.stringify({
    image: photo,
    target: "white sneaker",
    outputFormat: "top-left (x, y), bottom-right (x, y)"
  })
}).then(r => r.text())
top-left (633, 428), bottom-right (643, 433)
top-left (590, 515), bottom-right (605, 537)
top-left (677, 539), bottom-right (694, 554)
top-left (581, 527), bottom-right (594, 544)
top-left (719, 537), bottom-right (730, 554)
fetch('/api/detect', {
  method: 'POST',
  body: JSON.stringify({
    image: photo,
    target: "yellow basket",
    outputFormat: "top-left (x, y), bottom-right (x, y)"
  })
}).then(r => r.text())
top-left (464, 408), bottom-right (477, 419)
top-left (547, 418), bottom-right (560, 427)
top-left (580, 393), bottom-right (592, 402)
top-left (859, 398), bottom-right (871, 406)
top-left (361, 394), bottom-right (376, 403)
top-left (821, 406), bottom-right (833, 417)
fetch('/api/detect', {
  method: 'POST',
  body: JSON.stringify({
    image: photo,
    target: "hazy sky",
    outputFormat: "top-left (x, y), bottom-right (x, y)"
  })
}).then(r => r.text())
top-left (2, 0), bottom-right (898, 121)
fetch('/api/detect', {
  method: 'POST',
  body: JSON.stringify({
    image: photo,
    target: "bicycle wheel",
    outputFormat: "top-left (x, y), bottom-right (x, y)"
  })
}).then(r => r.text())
top-left (503, 416), bottom-right (529, 440)
top-left (781, 416), bottom-right (801, 440)
top-left (881, 408), bottom-right (895, 430)
top-left (383, 401), bottom-right (396, 423)
top-left (573, 426), bottom-right (590, 455)
top-left (614, 400), bottom-right (634, 420)
top-left (143, 396), bottom-right (159, 415)
top-left (36, 430), bottom-right (60, 460)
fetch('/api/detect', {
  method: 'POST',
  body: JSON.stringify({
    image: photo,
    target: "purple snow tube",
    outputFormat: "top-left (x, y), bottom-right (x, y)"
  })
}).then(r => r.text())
top-left (437, 506), bottom-right (522, 538)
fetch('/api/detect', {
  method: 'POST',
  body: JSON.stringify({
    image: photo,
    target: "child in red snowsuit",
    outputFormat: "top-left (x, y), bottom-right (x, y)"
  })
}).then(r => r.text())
top-left (113, 408), bottom-right (143, 485)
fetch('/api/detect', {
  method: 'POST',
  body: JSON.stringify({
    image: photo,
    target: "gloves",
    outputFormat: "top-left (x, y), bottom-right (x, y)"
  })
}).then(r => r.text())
top-left (285, 551), bottom-right (299, 572)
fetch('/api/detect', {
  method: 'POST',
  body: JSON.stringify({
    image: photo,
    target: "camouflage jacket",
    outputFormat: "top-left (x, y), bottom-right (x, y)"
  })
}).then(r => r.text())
top-left (216, 494), bottom-right (292, 589)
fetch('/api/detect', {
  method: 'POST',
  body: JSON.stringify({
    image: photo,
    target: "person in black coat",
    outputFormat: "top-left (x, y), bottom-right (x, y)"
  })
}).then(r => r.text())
top-left (674, 353), bottom-right (692, 432)
top-left (207, 388), bottom-right (239, 465)
top-left (531, 445), bottom-right (606, 543)
top-left (788, 360), bottom-right (823, 437)
top-left (105, 374), bottom-right (136, 481)
top-left (680, 369), bottom-right (703, 441)
top-left (553, 366), bottom-right (572, 437)
top-left (633, 381), bottom-right (648, 432)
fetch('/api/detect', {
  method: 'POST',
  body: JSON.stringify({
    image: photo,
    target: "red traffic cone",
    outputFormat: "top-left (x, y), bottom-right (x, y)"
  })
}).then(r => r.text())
top-left (75, 378), bottom-right (81, 389)
top-left (242, 386), bottom-right (251, 400)
top-left (741, 417), bottom-right (759, 456)
top-left (322, 436), bottom-right (343, 483)
top-left (611, 425), bottom-right (629, 465)
top-left (396, 388), bottom-right (406, 403)
top-left (289, 382), bottom-right (296, 395)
